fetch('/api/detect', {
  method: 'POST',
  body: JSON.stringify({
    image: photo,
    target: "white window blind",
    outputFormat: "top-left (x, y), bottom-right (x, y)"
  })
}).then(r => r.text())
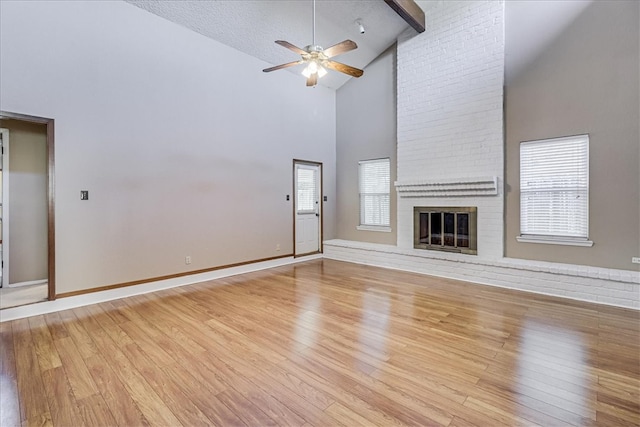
top-left (297, 167), bottom-right (317, 213)
top-left (359, 158), bottom-right (390, 227)
top-left (520, 135), bottom-right (589, 241)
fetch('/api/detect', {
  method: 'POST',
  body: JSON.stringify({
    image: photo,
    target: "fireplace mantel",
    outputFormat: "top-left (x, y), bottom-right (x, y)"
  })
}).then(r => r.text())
top-left (394, 176), bottom-right (498, 198)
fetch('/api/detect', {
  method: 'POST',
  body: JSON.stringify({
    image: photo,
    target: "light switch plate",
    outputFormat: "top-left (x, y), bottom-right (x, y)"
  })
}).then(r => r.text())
top-left (80, 190), bottom-right (89, 200)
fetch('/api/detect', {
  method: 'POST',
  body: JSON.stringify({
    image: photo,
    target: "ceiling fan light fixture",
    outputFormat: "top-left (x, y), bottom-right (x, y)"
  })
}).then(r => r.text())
top-left (301, 61), bottom-right (327, 78)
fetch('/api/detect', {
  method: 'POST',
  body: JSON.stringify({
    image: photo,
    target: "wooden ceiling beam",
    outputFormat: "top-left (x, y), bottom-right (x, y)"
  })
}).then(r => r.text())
top-left (383, 0), bottom-right (426, 33)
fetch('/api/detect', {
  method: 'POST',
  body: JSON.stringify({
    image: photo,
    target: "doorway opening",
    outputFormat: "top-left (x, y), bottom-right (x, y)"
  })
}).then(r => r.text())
top-left (293, 160), bottom-right (322, 257)
top-left (0, 111), bottom-right (55, 309)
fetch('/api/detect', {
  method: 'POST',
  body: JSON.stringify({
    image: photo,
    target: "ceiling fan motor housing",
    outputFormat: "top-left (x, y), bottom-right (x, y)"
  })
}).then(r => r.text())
top-left (305, 45), bottom-right (324, 53)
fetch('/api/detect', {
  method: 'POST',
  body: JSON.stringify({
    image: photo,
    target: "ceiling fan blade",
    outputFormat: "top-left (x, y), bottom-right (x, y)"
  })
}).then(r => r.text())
top-left (323, 40), bottom-right (358, 58)
top-left (306, 73), bottom-right (318, 87)
top-left (275, 40), bottom-right (307, 55)
top-left (263, 60), bottom-right (303, 73)
top-left (325, 60), bottom-right (364, 78)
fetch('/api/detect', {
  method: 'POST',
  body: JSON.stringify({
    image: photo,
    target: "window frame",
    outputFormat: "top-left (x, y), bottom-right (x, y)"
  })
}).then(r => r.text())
top-left (517, 134), bottom-right (593, 247)
top-left (357, 158), bottom-right (391, 232)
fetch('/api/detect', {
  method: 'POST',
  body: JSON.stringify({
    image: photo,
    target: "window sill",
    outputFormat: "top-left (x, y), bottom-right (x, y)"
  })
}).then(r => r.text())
top-left (516, 235), bottom-right (594, 247)
top-left (357, 225), bottom-right (392, 233)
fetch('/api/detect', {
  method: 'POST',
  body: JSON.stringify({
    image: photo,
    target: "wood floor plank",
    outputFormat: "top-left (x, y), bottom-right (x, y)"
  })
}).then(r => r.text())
top-left (98, 300), bottom-right (135, 324)
top-left (256, 362), bottom-right (336, 411)
top-left (187, 350), bottom-right (307, 427)
top-left (52, 336), bottom-right (99, 400)
top-left (160, 357), bottom-right (245, 427)
top-left (88, 327), bottom-right (182, 426)
top-left (471, 378), bottom-right (593, 426)
top-left (22, 411), bottom-right (53, 427)
top-left (595, 410), bottom-right (640, 427)
top-left (76, 394), bottom-right (117, 426)
top-left (476, 376), bottom-right (596, 419)
top-left (275, 356), bottom-right (409, 426)
top-left (117, 320), bottom-right (177, 367)
top-left (71, 305), bottom-right (105, 332)
top-left (42, 312), bottom-right (69, 341)
top-left (216, 387), bottom-right (279, 427)
top-left (27, 316), bottom-right (62, 372)
top-left (41, 367), bottom-right (84, 427)
top-left (125, 294), bottom-right (209, 356)
top-left (596, 397), bottom-right (640, 425)
top-left (55, 310), bottom-right (99, 359)
top-left (0, 321), bottom-right (21, 427)
top-left (248, 369), bottom-right (345, 427)
top-left (325, 401), bottom-right (375, 426)
top-left (84, 353), bottom-right (151, 426)
top-left (598, 371), bottom-right (640, 402)
top-left (463, 396), bottom-right (543, 426)
top-left (0, 374), bottom-right (21, 427)
top-left (12, 318), bottom-right (51, 423)
top-left (169, 347), bottom-right (229, 395)
top-left (120, 343), bottom-right (216, 426)
top-left (3, 259), bottom-right (638, 427)
top-left (288, 349), bottom-right (454, 426)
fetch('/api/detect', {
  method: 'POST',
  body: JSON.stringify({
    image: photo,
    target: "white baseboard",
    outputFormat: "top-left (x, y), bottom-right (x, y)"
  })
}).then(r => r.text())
top-left (5, 279), bottom-right (48, 288)
top-left (0, 254), bottom-right (322, 322)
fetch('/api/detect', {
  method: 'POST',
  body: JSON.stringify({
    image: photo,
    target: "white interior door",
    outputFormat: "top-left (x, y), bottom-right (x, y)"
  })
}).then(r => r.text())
top-left (294, 162), bottom-right (321, 256)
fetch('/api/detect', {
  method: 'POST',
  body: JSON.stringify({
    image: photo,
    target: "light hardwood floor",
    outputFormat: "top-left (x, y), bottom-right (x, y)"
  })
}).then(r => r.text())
top-left (1, 259), bottom-right (638, 426)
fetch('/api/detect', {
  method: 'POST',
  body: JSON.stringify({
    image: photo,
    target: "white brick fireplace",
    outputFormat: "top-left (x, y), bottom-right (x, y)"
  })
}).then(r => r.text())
top-left (325, 0), bottom-right (640, 309)
top-left (394, 0), bottom-right (504, 259)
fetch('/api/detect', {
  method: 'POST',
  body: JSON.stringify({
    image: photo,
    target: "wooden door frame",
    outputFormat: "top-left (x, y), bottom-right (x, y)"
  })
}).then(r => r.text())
top-left (0, 111), bottom-right (56, 301)
top-left (0, 128), bottom-right (10, 289)
top-left (292, 159), bottom-right (323, 257)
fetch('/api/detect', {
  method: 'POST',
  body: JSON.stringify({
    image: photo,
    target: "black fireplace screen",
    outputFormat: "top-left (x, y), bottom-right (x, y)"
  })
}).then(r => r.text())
top-left (414, 207), bottom-right (477, 254)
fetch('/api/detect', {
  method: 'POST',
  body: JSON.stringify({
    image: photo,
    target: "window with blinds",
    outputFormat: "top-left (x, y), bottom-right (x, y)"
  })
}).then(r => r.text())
top-left (296, 167), bottom-right (317, 214)
top-left (359, 158), bottom-right (390, 228)
top-left (519, 135), bottom-right (590, 245)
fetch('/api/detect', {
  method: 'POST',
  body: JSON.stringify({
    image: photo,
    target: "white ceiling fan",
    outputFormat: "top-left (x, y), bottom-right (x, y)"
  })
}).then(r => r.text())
top-left (262, 0), bottom-right (364, 87)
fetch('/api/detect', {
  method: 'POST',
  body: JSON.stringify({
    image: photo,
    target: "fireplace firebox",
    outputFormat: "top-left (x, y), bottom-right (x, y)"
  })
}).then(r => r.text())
top-left (413, 207), bottom-right (477, 255)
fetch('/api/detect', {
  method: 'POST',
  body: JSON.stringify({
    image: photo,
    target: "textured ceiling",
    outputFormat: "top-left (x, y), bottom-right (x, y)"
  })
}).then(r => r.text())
top-left (125, 0), bottom-right (423, 90)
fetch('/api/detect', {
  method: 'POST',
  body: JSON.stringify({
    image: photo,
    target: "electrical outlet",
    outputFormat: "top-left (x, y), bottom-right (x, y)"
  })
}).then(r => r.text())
top-left (185, 256), bottom-right (191, 265)
top-left (276, 244), bottom-right (280, 251)
top-left (632, 257), bottom-right (640, 264)
top-left (80, 190), bottom-right (89, 200)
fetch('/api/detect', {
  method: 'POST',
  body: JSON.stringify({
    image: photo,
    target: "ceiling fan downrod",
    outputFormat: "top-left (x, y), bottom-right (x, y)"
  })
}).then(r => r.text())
top-left (312, 0), bottom-right (316, 47)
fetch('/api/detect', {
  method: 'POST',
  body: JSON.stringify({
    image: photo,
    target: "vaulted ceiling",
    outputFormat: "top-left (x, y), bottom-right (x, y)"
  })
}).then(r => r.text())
top-left (125, 0), bottom-right (429, 90)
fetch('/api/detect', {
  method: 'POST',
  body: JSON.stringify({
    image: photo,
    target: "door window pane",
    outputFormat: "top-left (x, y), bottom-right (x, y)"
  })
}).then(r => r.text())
top-left (297, 167), bottom-right (316, 213)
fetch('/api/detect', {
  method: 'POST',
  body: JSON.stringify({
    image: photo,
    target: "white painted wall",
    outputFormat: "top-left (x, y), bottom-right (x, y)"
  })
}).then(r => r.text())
top-left (0, 0), bottom-right (336, 294)
top-left (336, 46), bottom-right (397, 245)
top-left (504, 0), bottom-right (640, 270)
